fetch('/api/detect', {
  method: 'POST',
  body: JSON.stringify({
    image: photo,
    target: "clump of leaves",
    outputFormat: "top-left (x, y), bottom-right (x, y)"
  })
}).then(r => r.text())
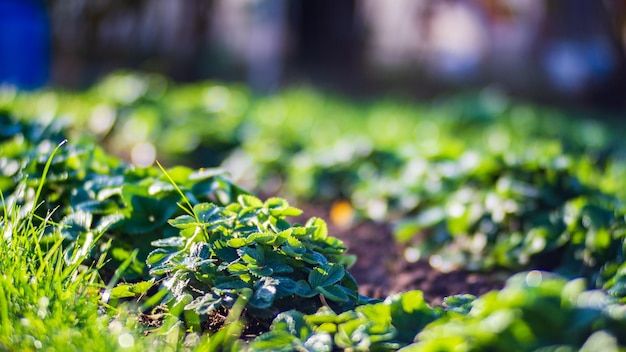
top-left (249, 290), bottom-right (440, 352)
top-left (146, 194), bottom-right (361, 333)
top-left (0, 114), bottom-right (247, 277)
top-left (395, 156), bottom-right (626, 293)
top-left (409, 271), bottom-right (626, 351)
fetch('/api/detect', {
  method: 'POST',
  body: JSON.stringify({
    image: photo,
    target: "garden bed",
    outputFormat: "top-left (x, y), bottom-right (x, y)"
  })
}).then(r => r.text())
top-left (2, 73), bottom-right (626, 351)
top-left (296, 203), bottom-right (505, 303)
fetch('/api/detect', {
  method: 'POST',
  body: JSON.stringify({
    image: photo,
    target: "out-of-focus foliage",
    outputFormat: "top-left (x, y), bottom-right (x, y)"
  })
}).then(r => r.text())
top-left (4, 72), bottom-right (626, 291)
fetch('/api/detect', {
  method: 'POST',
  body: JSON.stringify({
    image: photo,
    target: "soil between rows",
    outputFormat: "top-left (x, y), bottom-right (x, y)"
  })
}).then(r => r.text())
top-left (295, 203), bottom-right (505, 305)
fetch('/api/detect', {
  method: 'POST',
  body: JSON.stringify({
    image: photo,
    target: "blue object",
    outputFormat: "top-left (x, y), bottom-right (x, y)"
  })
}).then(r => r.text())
top-left (0, 0), bottom-right (50, 89)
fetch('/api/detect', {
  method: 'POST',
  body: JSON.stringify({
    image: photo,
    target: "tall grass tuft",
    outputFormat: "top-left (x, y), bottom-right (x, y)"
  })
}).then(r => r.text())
top-left (0, 141), bottom-right (147, 351)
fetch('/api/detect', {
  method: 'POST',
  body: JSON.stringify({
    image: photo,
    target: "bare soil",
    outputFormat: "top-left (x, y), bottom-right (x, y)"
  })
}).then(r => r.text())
top-left (296, 203), bottom-right (505, 305)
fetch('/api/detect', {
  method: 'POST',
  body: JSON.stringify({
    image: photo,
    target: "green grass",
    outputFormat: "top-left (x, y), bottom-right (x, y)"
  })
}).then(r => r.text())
top-left (0, 142), bottom-right (248, 351)
top-left (0, 143), bottom-right (150, 351)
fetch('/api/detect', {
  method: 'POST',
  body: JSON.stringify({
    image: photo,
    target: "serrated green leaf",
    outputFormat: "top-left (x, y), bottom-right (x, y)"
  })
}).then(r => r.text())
top-left (294, 280), bottom-right (317, 298)
top-left (239, 194), bottom-right (264, 208)
top-left (249, 263), bottom-right (274, 277)
top-left (95, 213), bottom-right (124, 233)
top-left (249, 278), bottom-right (278, 309)
top-left (227, 238), bottom-right (248, 248)
top-left (306, 217), bottom-right (328, 241)
top-left (109, 284), bottom-right (138, 299)
top-left (185, 293), bottom-right (222, 315)
top-left (316, 285), bottom-right (349, 302)
top-left (151, 236), bottom-right (186, 248)
top-left (309, 263), bottom-right (345, 288)
top-left (227, 262), bottom-right (248, 275)
top-left (59, 211), bottom-right (93, 240)
top-left (131, 280), bottom-right (155, 295)
top-left (271, 217), bottom-right (292, 232)
top-left (121, 187), bottom-right (179, 234)
top-left (248, 232), bottom-right (277, 244)
top-left (193, 203), bottom-right (221, 223)
top-left (168, 214), bottom-right (196, 228)
top-left (301, 250), bottom-right (329, 265)
top-left (146, 248), bottom-right (176, 267)
top-left (268, 229), bottom-right (292, 246)
top-left (273, 277), bottom-right (298, 297)
top-left (265, 197), bottom-right (288, 211)
top-left (282, 207), bottom-right (303, 217)
top-left (285, 236), bottom-right (305, 255)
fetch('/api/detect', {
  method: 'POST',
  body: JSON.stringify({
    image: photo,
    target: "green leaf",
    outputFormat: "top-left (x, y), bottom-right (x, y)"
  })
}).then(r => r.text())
top-left (227, 262), bottom-right (248, 275)
top-left (282, 236), bottom-right (306, 257)
top-left (309, 263), bottom-right (345, 288)
top-left (249, 278), bottom-right (278, 309)
top-left (185, 292), bottom-right (222, 315)
top-left (265, 197), bottom-right (288, 212)
top-left (227, 238), bottom-right (248, 248)
top-left (163, 165), bottom-right (194, 184)
top-left (442, 294), bottom-right (476, 315)
top-left (168, 215), bottom-right (196, 229)
top-left (249, 330), bottom-right (297, 351)
top-left (121, 186), bottom-right (179, 234)
top-left (306, 217), bottom-right (328, 241)
top-left (109, 280), bottom-right (154, 299)
top-left (265, 197), bottom-right (303, 217)
top-left (59, 211), bottom-right (93, 240)
top-left (294, 280), bottom-right (317, 298)
top-left (303, 333), bottom-right (333, 352)
top-left (146, 248), bottom-right (175, 267)
top-left (301, 250), bottom-right (329, 265)
top-left (131, 280), bottom-right (155, 295)
top-left (316, 285), bottom-right (349, 302)
top-left (271, 310), bottom-right (310, 338)
top-left (274, 277), bottom-right (299, 297)
top-left (389, 290), bottom-right (439, 343)
top-left (239, 194), bottom-right (264, 208)
top-left (109, 284), bottom-right (138, 299)
top-left (95, 213), bottom-right (124, 233)
top-left (281, 207), bottom-right (303, 217)
top-left (193, 203), bottom-right (221, 223)
top-left (151, 237), bottom-right (186, 248)
top-left (248, 232), bottom-right (278, 244)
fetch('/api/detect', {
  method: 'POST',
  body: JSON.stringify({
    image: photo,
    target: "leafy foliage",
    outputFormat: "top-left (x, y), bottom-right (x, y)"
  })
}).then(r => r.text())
top-left (0, 113), bottom-right (247, 277)
top-left (146, 194), bottom-right (361, 327)
top-left (394, 155), bottom-right (626, 293)
top-left (251, 273), bottom-right (626, 352)
top-left (249, 290), bottom-right (439, 352)
top-left (4, 73), bottom-right (626, 351)
top-left (409, 272), bottom-right (626, 352)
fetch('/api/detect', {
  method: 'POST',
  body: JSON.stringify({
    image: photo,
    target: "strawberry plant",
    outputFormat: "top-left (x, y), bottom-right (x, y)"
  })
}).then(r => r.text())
top-left (409, 271), bottom-right (626, 351)
top-left (394, 155), bottom-right (626, 299)
top-left (145, 193), bottom-right (362, 330)
top-left (0, 113), bottom-right (247, 277)
top-left (250, 272), bottom-right (626, 351)
top-left (249, 290), bottom-right (440, 351)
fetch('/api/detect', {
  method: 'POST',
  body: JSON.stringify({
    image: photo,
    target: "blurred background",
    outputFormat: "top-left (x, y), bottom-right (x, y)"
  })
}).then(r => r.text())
top-left (1, 0), bottom-right (626, 110)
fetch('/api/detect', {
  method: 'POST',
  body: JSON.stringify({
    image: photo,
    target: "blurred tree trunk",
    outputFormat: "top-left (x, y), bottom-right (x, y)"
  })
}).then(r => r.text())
top-left (287, 0), bottom-right (366, 89)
